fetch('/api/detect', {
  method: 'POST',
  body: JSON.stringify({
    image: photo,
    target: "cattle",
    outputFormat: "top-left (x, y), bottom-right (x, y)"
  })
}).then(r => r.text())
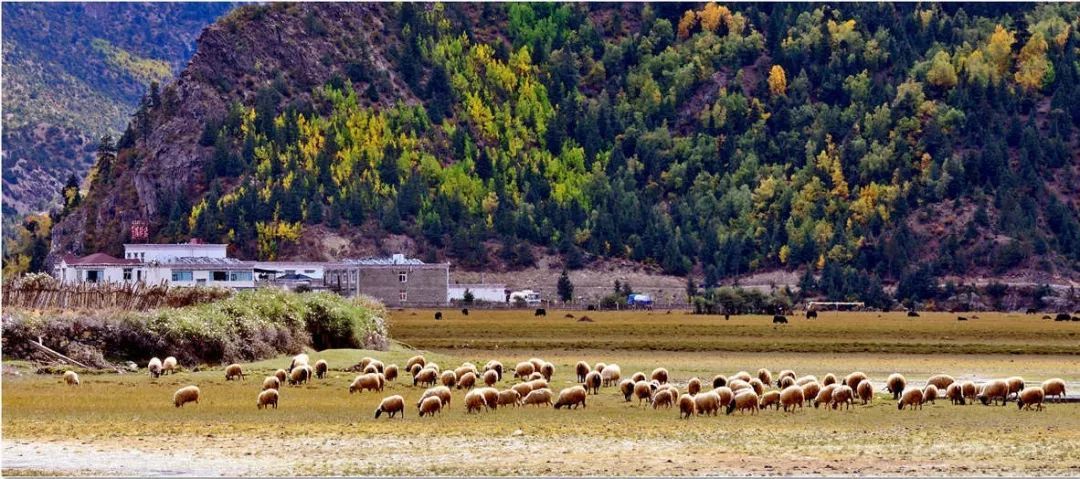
top-left (435, 312), bottom-right (443, 320)
top-left (907, 311), bottom-right (920, 317)
top-left (957, 316), bottom-right (968, 321)
top-left (535, 308), bottom-right (547, 317)
top-left (806, 310), bottom-right (818, 319)
top-left (772, 315), bottom-right (788, 324)
top-left (461, 308), bottom-right (469, 316)
top-left (1026, 308), bottom-right (1038, 314)
top-left (1054, 313), bottom-right (1071, 322)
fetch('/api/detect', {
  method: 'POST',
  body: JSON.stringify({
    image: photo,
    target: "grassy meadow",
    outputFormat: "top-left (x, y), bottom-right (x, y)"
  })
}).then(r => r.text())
top-left (3, 310), bottom-right (1079, 475)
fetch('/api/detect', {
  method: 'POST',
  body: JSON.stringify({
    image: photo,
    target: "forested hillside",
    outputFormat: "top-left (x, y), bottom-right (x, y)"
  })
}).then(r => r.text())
top-left (42, 3), bottom-right (1080, 292)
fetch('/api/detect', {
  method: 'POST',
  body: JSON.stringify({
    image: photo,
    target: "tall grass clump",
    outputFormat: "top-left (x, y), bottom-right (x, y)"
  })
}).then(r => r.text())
top-left (2, 289), bottom-right (388, 366)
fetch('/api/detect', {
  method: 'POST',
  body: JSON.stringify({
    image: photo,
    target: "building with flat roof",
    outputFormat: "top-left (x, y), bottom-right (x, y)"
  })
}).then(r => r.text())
top-left (325, 254), bottom-right (449, 306)
top-left (56, 242), bottom-right (256, 288)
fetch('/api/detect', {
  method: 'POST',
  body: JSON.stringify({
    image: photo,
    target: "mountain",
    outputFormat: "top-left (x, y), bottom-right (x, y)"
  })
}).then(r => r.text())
top-left (1, 2), bottom-right (233, 217)
top-left (47, 3), bottom-right (1080, 298)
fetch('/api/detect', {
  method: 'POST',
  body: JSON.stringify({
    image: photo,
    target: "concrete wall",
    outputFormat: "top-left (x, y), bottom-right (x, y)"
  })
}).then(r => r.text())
top-left (326, 264), bottom-right (449, 305)
top-left (449, 285), bottom-right (506, 303)
top-left (124, 244), bottom-right (227, 262)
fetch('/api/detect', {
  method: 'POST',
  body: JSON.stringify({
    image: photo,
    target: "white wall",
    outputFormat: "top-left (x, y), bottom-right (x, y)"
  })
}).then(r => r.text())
top-left (449, 285), bottom-right (506, 303)
top-left (124, 244), bottom-right (227, 262)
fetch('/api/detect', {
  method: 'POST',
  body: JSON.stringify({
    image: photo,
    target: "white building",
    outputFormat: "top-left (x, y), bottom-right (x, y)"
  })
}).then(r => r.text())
top-left (448, 284), bottom-right (507, 303)
top-left (509, 289), bottom-right (542, 305)
top-left (57, 243), bottom-right (255, 289)
top-left (123, 243), bottom-right (228, 262)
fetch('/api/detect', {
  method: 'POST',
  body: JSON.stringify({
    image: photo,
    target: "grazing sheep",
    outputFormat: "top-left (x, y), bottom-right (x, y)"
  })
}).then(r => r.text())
top-left (419, 386), bottom-right (453, 407)
top-left (414, 368), bottom-right (438, 387)
top-left (455, 365), bottom-right (478, 380)
top-left (173, 385), bottom-right (200, 408)
top-left (830, 385), bottom-right (854, 410)
top-left (844, 372), bottom-right (867, 390)
top-left (759, 390), bottom-right (781, 410)
top-left (631, 371), bottom-right (647, 383)
top-left (527, 358), bottom-right (545, 374)
top-left (554, 385), bottom-right (588, 409)
top-left (801, 382), bottom-right (821, 407)
top-left (731, 371), bottom-right (752, 383)
top-left (225, 364), bottom-right (245, 381)
top-left (457, 372), bottom-right (477, 390)
top-left (162, 356), bottom-right (178, 375)
top-left (946, 383), bottom-right (964, 405)
top-left (776, 370), bottom-right (796, 387)
top-left (440, 370), bottom-right (457, 388)
top-left (514, 361), bottom-right (535, 379)
top-left (406, 355), bottom-right (426, 371)
top-left (678, 393), bottom-right (696, 418)
top-left (541, 362), bottom-right (555, 381)
top-left (288, 366), bottom-right (311, 386)
top-left (1005, 377), bottom-right (1025, 400)
top-left (314, 360), bottom-right (328, 379)
top-left (63, 370), bottom-right (80, 386)
top-left (358, 357), bottom-right (375, 370)
top-left (977, 379), bottom-right (1010, 406)
top-left (484, 360), bottom-right (504, 381)
top-left (594, 362), bottom-right (607, 373)
top-left (349, 374), bottom-right (383, 394)
top-left (481, 369), bottom-right (499, 387)
top-left (1041, 378), bottom-right (1066, 400)
top-left (748, 378), bottom-right (765, 396)
top-left (727, 390), bottom-right (760, 415)
top-left (498, 389), bottom-right (523, 407)
top-left (523, 388), bottom-right (554, 407)
top-left (898, 388), bottom-right (924, 410)
top-left (526, 378), bottom-right (549, 392)
top-left (618, 379), bottom-right (635, 401)
top-left (274, 369), bottom-right (288, 385)
top-left (262, 376), bottom-right (281, 391)
top-left (1017, 387), bottom-right (1045, 411)
top-left (712, 375), bottom-right (728, 388)
top-left (857, 379), bottom-right (873, 405)
top-left (383, 365), bottom-right (398, 383)
top-left (575, 361), bottom-right (590, 382)
top-left (728, 379), bottom-right (751, 393)
top-left (887, 373), bottom-right (907, 400)
top-left (374, 395), bottom-right (405, 418)
top-left (257, 389), bottom-right (279, 410)
top-left (419, 396), bottom-right (443, 417)
top-left (780, 385), bottom-right (805, 412)
top-left (961, 381), bottom-right (977, 403)
top-left (687, 377), bottom-right (702, 396)
top-left (796, 375), bottom-right (818, 386)
top-left (601, 364), bottom-right (622, 387)
top-left (527, 372), bottom-right (544, 381)
top-left (464, 389), bottom-right (487, 413)
top-left (288, 353), bottom-right (309, 372)
top-left (582, 371), bottom-right (602, 395)
top-left (511, 382), bottom-right (534, 398)
top-left (651, 368), bottom-right (669, 384)
top-left (477, 387), bottom-right (500, 411)
top-left (652, 389), bottom-right (674, 409)
top-left (148, 357), bottom-right (163, 378)
top-left (363, 365), bottom-right (379, 375)
top-left (425, 362), bottom-right (441, 373)
top-left (757, 369), bottom-right (772, 388)
top-left (633, 381), bottom-right (653, 405)
top-left (813, 384), bottom-right (837, 409)
top-left (712, 387), bottom-right (734, 407)
top-left (822, 373), bottom-right (837, 386)
top-left (694, 391), bottom-right (721, 416)
top-left (658, 384), bottom-right (679, 401)
top-left (927, 374), bottom-right (955, 390)
top-left (368, 360), bottom-right (386, 374)
top-left (778, 376), bottom-right (796, 389)
top-left (922, 384), bottom-right (939, 404)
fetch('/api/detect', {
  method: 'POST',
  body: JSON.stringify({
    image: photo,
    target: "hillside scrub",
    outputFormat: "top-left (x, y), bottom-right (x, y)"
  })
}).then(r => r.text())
top-left (1, 289), bottom-right (388, 366)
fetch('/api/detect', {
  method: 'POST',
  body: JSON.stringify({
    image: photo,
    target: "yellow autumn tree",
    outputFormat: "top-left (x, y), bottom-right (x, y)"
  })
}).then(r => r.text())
top-left (698, 2), bottom-right (731, 33)
top-left (926, 50), bottom-right (957, 88)
top-left (1015, 31), bottom-right (1052, 91)
top-left (985, 25), bottom-right (1016, 83)
top-left (767, 65), bottom-right (787, 96)
top-left (964, 49), bottom-right (992, 87)
top-left (677, 10), bottom-right (698, 40)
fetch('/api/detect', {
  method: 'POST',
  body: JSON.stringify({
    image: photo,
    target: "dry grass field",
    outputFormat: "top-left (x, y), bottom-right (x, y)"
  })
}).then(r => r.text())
top-left (3, 310), bottom-right (1079, 476)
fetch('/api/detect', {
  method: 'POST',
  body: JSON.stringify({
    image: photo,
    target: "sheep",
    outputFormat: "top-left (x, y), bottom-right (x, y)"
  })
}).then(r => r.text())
top-left (274, 369), bottom-right (288, 385)
top-left (922, 384), bottom-right (939, 404)
top-left (173, 385), bottom-right (200, 408)
top-left (898, 388), bottom-right (924, 410)
top-left (759, 390), bottom-right (781, 410)
top-left (482, 369), bottom-right (499, 387)
top-left (1017, 387), bottom-right (1045, 411)
top-left (262, 376), bottom-right (281, 391)
top-left (857, 379), bottom-right (873, 405)
top-left (728, 379), bottom-right (751, 393)
top-left (528, 358), bottom-right (546, 374)
top-left (822, 373), bottom-right (837, 386)
top-left (778, 376), bottom-right (796, 389)
top-left (366, 360), bottom-right (385, 374)
top-left (748, 378), bottom-right (765, 396)
top-left (575, 361), bottom-right (591, 382)
top-left (440, 370), bottom-right (457, 388)
top-left (288, 353), bottom-right (309, 372)
top-left (650, 368), bottom-right (669, 384)
top-left (813, 384), bottom-right (837, 409)
top-left (594, 362), bottom-right (607, 373)
top-left (457, 372), bottom-right (477, 390)
top-left (844, 372), bottom-right (867, 390)
top-left (419, 395), bottom-right (443, 417)
top-left (527, 372), bottom-right (544, 381)
top-left (419, 386), bottom-right (453, 407)
top-left (800, 382), bottom-right (821, 406)
top-left (780, 385), bottom-right (805, 412)
top-left (1041, 378), bottom-right (1066, 400)
top-left (712, 375), bottom-right (728, 388)
top-left (600, 364), bottom-right (621, 387)
top-left (619, 379), bottom-right (635, 401)
top-left (659, 384), bottom-right (679, 401)
top-left (757, 369), bottom-right (772, 387)
top-left (631, 372), bottom-right (647, 383)
top-left (288, 366), bottom-right (311, 386)
top-left (526, 378), bottom-right (549, 392)
top-left (484, 360), bottom-right (504, 381)
top-left (961, 381), bottom-right (977, 403)
top-left (541, 362), bottom-right (555, 381)
top-left (554, 385), bottom-right (588, 409)
top-left (405, 355), bottom-right (426, 371)
top-left (257, 389), bottom-right (279, 410)
top-left (148, 357), bottom-right (163, 378)
top-left (694, 391), bottom-right (721, 416)
top-left (830, 385), bottom-right (854, 410)
top-left (478, 387), bottom-right (500, 410)
top-left (384, 364), bottom-right (399, 383)
top-left (678, 393), bottom-right (696, 418)
top-left (374, 395), bottom-right (405, 418)
top-left (409, 364), bottom-right (423, 377)
top-left (652, 389), bottom-right (674, 409)
top-left (62, 370), bottom-right (80, 386)
top-left (162, 356), bottom-right (178, 375)
top-left (497, 389), bottom-right (523, 407)
top-left (727, 390), bottom-right (760, 415)
top-left (224, 364), bottom-right (245, 381)
top-left (687, 377), bottom-right (702, 396)
top-left (886, 373), bottom-right (907, 400)
top-left (523, 388), bottom-right (554, 407)
top-left (514, 361), bottom-right (535, 379)
top-left (314, 360), bottom-right (328, 379)
top-left (946, 383), bottom-right (964, 405)
top-left (731, 371), bottom-right (752, 383)
top-left (413, 368), bottom-right (438, 387)
top-left (1005, 376), bottom-right (1025, 400)
top-left (464, 389), bottom-right (487, 413)
top-left (977, 379), bottom-right (1010, 406)
top-left (455, 365), bottom-right (478, 380)
top-left (511, 382), bottom-right (534, 398)
top-left (364, 365), bottom-right (380, 375)
top-left (584, 371), bottom-right (602, 395)
top-left (425, 362), bottom-right (441, 373)
top-left (633, 380), bottom-right (653, 405)
top-left (349, 373), bottom-right (383, 394)
top-left (712, 387), bottom-right (734, 407)
top-left (796, 375), bottom-right (818, 386)
top-left (775, 370), bottom-right (796, 387)
top-left (927, 374), bottom-right (955, 390)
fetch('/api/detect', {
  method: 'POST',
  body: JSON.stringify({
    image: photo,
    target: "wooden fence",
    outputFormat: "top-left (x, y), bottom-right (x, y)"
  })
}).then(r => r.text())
top-left (2, 274), bottom-right (230, 311)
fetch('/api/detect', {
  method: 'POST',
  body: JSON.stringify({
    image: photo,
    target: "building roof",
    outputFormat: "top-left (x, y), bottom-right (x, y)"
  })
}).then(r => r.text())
top-left (342, 254), bottom-right (427, 266)
top-left (123, 243), bottom-right (227, 248)
top-left (64, 252), bottom-right (142, 266)
top-left (154, 257), bottom-right (254, 269)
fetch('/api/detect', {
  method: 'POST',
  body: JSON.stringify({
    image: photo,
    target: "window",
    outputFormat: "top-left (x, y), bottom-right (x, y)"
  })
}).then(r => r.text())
top-left (229, 271), bottom-right (253, 282)
top-left (123, 268), bottom-right (133, 281)
top-left (136, 270), bottom-right (143, 281)
top-left (86, 270), bottom-right (102, 283)
top-left (171, 270), bottom-right (193, 282)
top-left (399, 290), bottom-right (407, 302)
top-left (399, 271), bottom-right (408, 283)
top-left (212, 271), bottom-right (228, 281)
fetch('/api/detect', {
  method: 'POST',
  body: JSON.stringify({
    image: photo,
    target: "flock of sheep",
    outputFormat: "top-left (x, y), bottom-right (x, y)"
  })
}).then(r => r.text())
top-left (57, 352), bottom-right (1068, 418)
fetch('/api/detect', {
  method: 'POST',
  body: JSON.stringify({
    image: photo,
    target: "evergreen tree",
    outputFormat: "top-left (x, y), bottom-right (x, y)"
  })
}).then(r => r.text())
top-left (557, 269), bottom-right (574, 303)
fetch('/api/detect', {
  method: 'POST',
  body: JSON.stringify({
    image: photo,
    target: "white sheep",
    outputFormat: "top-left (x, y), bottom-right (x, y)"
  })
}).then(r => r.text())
top-left (374, 395), bottom-right (405, 418)
top-left (522, 388), bottom-right (553, 407)
top-left (148, 357), bottom-right (163, 378)
top-left (678, 393), bottom-right (696, 418)
top-left (650, 368), bottom-right (669, 384)
top-left (63, 370), bottom-right (80, 386)
top-left (897, 388), bottom-right (924, 410)
top-left (262, 376), bottom-right (281, 391)
top-left (856, 379), bottom-right (873, 405)
top-left (922, 384), bottom-right (939, 404)
top-left (780, 385), bottom-right (804, 412)
top-left (224, 364), bottom-right (245, 381)
top-left (173, 385), bottom-right (200, 408)
top-left (694, 391), bottom-right (721, 416)
top-left (977, 379), bottom-right (1010, 406)
top-left (1017, 387), bottom-right (1045, 411)
top-left (314, 359), bottom-right (328, 379)
top-left (418, 385), bottom-right (452, 407)
top-left (830, 385), bottom-right (854, 410)
top-left (418, 395), bottom-right (443, 417)
top-left (600, 364), bottom-right (621, 387)
top-left (1041, 378), bottom-right (1066, 400)
top-left (553, 385), bottom-right (588, 409)
top-left (726, 390), bottom-right (759, 415)
top-left (257, 389), bottom-right (279, 410)
top-left (886, 373), bottom-right (907, 400)
top-left (162, 356), bottom-right (178, 375)
top-left (575, 361), bottom-right (590, 382)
